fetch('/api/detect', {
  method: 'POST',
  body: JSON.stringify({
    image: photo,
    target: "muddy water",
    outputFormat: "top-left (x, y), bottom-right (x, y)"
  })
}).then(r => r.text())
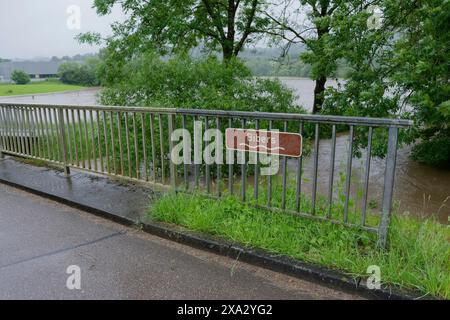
top-left (1, 85), bottom-right (449, 222)
top-left (279, 77), bottom-right (449, 223)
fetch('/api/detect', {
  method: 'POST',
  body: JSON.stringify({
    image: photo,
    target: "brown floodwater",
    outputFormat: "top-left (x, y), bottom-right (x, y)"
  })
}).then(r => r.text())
top-left (293, 133), bottom-right (450, 224)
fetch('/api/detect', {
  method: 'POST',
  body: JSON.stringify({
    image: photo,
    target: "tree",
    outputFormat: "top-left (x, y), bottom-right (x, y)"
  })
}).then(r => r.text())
top-left (58, 59), bottom-right (100, 86)
top-left (78, 0), bottom-right (271, 62)
top-left (265, 0), bottom-right (379, 113)
top-left (387, 0), bottom-right (450, 167)
top-left (11, 70), bottom-right (30, 85)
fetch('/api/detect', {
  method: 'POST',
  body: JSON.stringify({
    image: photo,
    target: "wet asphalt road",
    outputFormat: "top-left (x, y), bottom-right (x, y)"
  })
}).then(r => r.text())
top-left (0, 183), bottom-right (362, 300)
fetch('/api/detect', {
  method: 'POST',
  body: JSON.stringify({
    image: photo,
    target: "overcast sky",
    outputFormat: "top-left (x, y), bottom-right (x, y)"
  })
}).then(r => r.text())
top-left (0, 0), bottom-right (126, 60)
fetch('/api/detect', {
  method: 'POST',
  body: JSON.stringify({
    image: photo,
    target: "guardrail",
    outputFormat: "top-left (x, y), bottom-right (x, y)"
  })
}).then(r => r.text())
top-left (0, 103), bottom-right (413, 247)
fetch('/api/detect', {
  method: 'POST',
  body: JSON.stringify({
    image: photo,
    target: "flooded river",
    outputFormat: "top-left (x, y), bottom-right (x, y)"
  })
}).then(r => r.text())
top-left (0, 81), bottom-right (448, 222)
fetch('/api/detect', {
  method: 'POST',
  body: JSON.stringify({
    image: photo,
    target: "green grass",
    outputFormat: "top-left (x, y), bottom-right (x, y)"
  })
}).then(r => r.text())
top-left (0, 80), bottom-right (86, 96)
top-left (148, 192), bottom-right (450, 299)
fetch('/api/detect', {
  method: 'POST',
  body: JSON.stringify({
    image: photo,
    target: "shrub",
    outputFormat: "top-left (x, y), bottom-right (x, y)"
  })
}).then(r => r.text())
top-left (58, 58), bottom-right (100, 86)
top-left (11, 70), bottom-right (30, 85)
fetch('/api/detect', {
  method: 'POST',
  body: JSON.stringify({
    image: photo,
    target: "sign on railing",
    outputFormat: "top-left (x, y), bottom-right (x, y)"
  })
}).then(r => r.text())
top-left (225, 128), bottom-right (302, 157)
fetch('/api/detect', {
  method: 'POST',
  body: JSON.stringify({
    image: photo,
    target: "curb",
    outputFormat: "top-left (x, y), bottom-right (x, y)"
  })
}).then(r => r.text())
top-left (0, 175), bottom-right (430, 300)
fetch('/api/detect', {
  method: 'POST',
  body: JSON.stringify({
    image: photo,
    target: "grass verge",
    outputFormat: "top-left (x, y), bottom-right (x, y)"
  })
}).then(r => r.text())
top-left (148, 192), bottom-right (450, 299)
top-left (0, 80), bottom-right (86, 96)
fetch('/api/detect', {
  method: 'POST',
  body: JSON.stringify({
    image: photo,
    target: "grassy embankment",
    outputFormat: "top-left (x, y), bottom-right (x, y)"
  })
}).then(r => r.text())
top-left (148, 190), bottom-right (450, 299)
top-left (0, 79), bottom-right (85, 96)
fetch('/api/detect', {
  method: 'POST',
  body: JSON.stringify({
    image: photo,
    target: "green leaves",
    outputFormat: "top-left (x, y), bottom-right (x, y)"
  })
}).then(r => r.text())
top-left (85, 0), bottom-right (270, 61)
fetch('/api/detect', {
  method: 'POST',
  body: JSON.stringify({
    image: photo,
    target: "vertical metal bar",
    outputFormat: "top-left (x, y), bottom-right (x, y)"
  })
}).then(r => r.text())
top-left (296, 122), bottom-right (303, 212)
top-left (194, 116), bottom-right (200, 189)
top-left (117, 112), bottom-right (124, 175)
top-left (361, 127), bottom-right (373, 226)
top-left (378, 127), bottom-right (398, 248)
top-left (1, 107), bottom-right (10, 153)
top-left (0, 107), bottom-right (6, 157)
top-left (228, 118), bottom-right (233, 195)
top-left (343, 125), bottom-right (354, 223)
top-left (216, 117), bottom-right (221, 197)
top-left (6, 108), bottom-right (14, 152)
top-left (205, 116), bottom-right (211, 193)
top-left (327, 125), bottom-right (337, 218)
top-left (38, 108), bottom-right (47, 159)
top-left (89, 110), bottom-right (97, 172)
top-left (57, 108), bottom-right (70, 175)
top-left (96, 110), bottom-right (104, 173)
top-left (8, 108), bottom-right (16, 154)
top-left (133, 113), bottom-right (139, 179)
top-left (77, 109), bottom-right (84, 167)
top-left (15, 108), bottom-right (23, 154)
top-left (158, 114), bottom-right (165, 184)
top-left (182, 115), bottom-right (188, 190)
top-left (311, 123), bottom-right (320, 215)
top-left (149, 113), bottom-right (156, 181)
top-left (267, 120), bottom-right (273, 207)
top-left (31, 109), bottom-right (39, 158)
top-left (168, 113), bottom-right (176, 189)
top-left (254, 119), bottom-right (259, 200)
top-left (281, 121), bottom-right (288, 210)
top-left (241, 118), bottom-right (246, 202)
top-left (103, 111), bottom-right (110, 173)
top-left (53, 109), bottom-right (61, 161)
top-left (24, 108), bottom-right (32, 156)
top-left (141, 113), bottom-right (148, 181)
top-left (8, 107), bottom-right (18, 152)
top-left (2, 108), bottom-right (11, 153)
top-left (64, 109), bottom-right (72, 164)
top-left (28, 108), bottom-right (36, 157)
top-left (0, 107), bottom-right (5, 158)
top-left (124, 112), bottom-right (132, 177)
top-left (71, 109), bottom-right (79, 167)
top-left (46, 108), bottom-right (55, 160)
top-left (19, 107), bottom-right (27, 155)
top-left (83, 110), bottom-right (90, 169)
top-left (110, 111), bottom-right (117, 174)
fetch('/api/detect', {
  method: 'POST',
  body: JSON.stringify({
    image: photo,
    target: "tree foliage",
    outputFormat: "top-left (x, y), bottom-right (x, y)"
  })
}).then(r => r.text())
top-left (58, 58), bottom-right (100, 86)
top-left (99, 52), bottom-right (301, 114)
top-left (79, 0), bottom-right (271, 61)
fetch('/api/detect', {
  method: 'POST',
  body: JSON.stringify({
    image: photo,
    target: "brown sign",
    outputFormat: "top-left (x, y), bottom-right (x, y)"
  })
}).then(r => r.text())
top-left (225, 128), bottom-right (302, 157)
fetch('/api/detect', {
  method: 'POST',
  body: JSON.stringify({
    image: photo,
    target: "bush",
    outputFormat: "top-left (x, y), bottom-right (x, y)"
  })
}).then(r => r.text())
top-left (99, 52), bottom-right (302, 114)
top-left (11, 70), bottom-right (30, 85)
top-left (58, 58), bottom-right (100, 86)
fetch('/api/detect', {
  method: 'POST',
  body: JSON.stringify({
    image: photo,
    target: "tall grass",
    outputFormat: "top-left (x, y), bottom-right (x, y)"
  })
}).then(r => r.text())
top-left (149, 193), bottom-right (450, 299)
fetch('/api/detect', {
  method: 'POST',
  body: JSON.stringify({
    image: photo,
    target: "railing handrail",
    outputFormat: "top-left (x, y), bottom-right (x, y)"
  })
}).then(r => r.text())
top-left (0, 102), bottom-right (176, 115)
top-left (0, 102), bottom-right (413, 128)
top-left (176, 109), bottom-right (413, 127)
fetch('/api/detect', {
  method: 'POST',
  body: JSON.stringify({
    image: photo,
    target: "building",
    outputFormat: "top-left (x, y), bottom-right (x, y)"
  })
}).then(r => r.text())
top-left (0, 61), bottom-right (62, 82)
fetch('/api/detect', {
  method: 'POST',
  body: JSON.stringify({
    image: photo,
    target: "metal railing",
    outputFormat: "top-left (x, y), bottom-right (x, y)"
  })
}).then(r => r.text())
top-left (0, 102), bottom-right (413, 247)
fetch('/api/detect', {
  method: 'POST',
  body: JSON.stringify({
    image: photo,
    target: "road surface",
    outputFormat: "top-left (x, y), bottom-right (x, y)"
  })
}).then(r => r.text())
top-left (0, 183), bottom-right (362, 299)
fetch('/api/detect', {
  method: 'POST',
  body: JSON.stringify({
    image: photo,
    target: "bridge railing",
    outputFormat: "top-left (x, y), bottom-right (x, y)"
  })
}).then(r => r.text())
top-left (0, 103), bottom-right (413, 247)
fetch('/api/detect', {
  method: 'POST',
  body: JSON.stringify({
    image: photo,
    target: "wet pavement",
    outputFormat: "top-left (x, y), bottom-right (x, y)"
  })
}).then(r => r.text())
top-left (0, 157), bottom-right (153, 223)
top-left (0, 160), bottom-right (362, 299)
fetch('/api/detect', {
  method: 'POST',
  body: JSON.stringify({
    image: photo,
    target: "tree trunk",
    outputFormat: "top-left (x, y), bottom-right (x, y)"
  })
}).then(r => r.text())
top-left (223, 45), bottom-right (234, 62)
top-left (312, 76), bottom-right (327, 114)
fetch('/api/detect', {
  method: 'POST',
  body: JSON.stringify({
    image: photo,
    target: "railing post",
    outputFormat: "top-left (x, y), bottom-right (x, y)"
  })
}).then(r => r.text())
top-left (57, 108), bottom-right (70, 176)
top-left (168, 113), bottom-right (176, 189)
top-left (378, 126), bottom-right (398, 248)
